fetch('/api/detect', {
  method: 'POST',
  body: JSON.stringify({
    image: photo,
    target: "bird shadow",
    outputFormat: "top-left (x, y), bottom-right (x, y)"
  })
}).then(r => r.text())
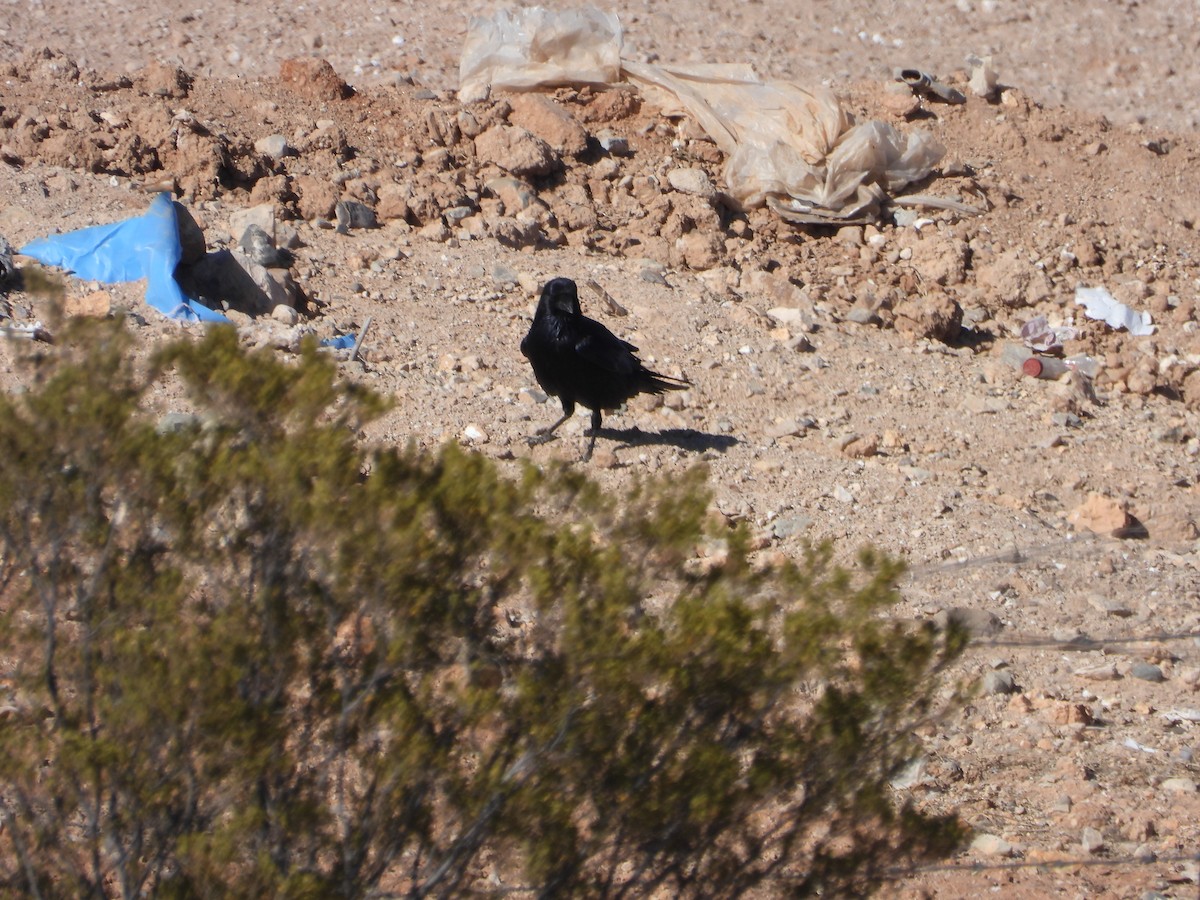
top-left (596, 426), bottom-right (739, 455)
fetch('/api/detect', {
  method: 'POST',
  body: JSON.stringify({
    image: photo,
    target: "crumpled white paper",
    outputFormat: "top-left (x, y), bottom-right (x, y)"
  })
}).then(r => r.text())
top-left (1074, 285), bottom-right (1155, 336)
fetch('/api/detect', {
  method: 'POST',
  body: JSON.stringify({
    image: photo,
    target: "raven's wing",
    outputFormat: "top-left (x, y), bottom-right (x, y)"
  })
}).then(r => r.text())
top-left (572, 317), bottom-right (639, 375)
top-left (519, 329), bottom-right (537, 360)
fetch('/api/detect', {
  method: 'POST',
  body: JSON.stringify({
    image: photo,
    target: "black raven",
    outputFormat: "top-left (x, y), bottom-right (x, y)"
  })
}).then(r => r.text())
top-left (520, 277), bottom-right (689, 460)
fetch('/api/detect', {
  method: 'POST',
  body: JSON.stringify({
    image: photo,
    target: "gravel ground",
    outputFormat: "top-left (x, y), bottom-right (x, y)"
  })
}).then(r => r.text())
top-left (2, 2), bottom-right (1199, 895)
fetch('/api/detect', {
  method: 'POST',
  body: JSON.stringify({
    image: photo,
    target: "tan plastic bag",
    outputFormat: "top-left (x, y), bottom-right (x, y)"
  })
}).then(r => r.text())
top-left (459, 6), bottom-right (623, 103)
top-left (458, 6), bottom-right (947, 223)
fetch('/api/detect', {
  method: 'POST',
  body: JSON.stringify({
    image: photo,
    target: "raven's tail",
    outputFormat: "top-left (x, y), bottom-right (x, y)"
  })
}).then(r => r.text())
top-left (641, 370), bottom-right (691, 394)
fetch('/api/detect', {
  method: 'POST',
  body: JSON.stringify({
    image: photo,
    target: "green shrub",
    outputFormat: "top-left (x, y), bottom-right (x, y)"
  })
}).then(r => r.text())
top-left (0, 316), bottom-right (965, 898)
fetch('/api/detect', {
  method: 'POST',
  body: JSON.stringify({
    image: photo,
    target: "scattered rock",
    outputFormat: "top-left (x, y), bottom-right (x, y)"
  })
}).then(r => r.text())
top-left (1087, 594), bottom-right (1134, 617)
top-left (981, 670), bottom-right (1017, 695)
top-left (970, 834), bottom-right (1014, 858)
top-left (1074, 662), bottom-right (1119, 681)
top-left (936, 607), bottom-right (1002, 637)
top-left (836, 225), bottom-right (864, 247)
top-left (677, 229), bottom-right (722, 270)
top-left (765, 418), bottom-right (810, 439)
top-left (1068, 493), bottom-right (1132, 536)
top-left (240, 224), bottom-right (293, 267)
top-left (1046, 703), bottom-right (1096, 725)
top-left (882, 81), bottom-right (921, 116)
top-left (507, 94), bottom-right (589, 157)
top-left (1131, 662), bottom-right (1165, 683)
top-left (845, 302), bottom-right (881, 326)
top-left (892, 292), bottom-right (962, 342)
top-left (279, 57), bottom-right (351, 101)
top-left (975, 247), bottom-right (1053, 308)
top-left (271, 304), bottom-right (299, 325)
top-left (1162, 778), bottom-right (1197, 794)
top-left (595, 128), bottom-right (630, 155)
top-left (229, 204), bottom-right (277, 245)
top-left (766, 306), bottom-right (815, 331)
top-left (912, 238), bottom-right (969, 286)
top-left (418, 220), bottom-right (452, 242)
top-left (591, 445), bottom-right (619, 468)
top-left (462, 424), bottom-right (489, 444)
top-left (771, 515), bottom-right (812, 539)
top-left (489, 216), bottom-right (541, 248)
top-left (294, 175), bottom-right (340, 221)
top-left (666, 167), bottom-right (716, 199)
top-left (485, 175), bottom-right (542, 215)
top-left (137, 61), bottom-right (192, 98)
top-left (839, 433), bottom-right (879, 458)
top-left (178, 247), bottom-right (299, 315)
top-left (335, 200), bottom-right (379, 233)
top-left (254, 134), bottom-right (292, 160)
top-left (21, 46), bottom-right (80, 84)
top-left (474, 125), bottom-right (558, 178)
top-left (1051, 411), bottom-right (1083, 429)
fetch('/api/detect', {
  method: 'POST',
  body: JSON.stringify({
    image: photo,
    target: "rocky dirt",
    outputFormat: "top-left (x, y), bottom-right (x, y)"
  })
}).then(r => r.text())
top-left (2, 2), bottom-right (1199, 896)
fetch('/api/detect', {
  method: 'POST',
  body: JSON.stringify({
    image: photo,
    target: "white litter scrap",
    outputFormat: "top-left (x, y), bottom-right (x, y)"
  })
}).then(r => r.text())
top-left (1074, 285), bottom-right (1155, 336)
top-left (1161, 708), bottom-right (1200, 725)
top-left (1122, 737), bottom-right (1159, 754)
top-left (1020, 314), bottom-right (1078, 353)
top-left (1, 321), bottom-right (51, 341)
top-left (459, 6), bottom-right (956, 224)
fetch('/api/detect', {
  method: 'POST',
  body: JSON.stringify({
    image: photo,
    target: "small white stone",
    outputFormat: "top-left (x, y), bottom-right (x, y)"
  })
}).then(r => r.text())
top-left (254, 134), bottom-right (291, 159)
top-left (271, 304), bottom-right (299, 325)
top-left (1162, 777), bottom-right (1197, 794)
top-left (666, 167), bottom-right (715, 198)
top-left (462, 424), bottom-right (489, 444)
top-left (970, 834), bottom-right (1013, 857)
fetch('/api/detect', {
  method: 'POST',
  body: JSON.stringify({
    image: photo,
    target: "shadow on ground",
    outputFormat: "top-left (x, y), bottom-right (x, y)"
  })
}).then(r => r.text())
top-left (598, 426), bottom-right (739, 454)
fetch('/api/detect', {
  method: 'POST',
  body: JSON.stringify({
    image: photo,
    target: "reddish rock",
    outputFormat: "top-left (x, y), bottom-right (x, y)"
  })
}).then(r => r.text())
top-left (1068, 493), bottom-right (1131, 535)
top-left (279, 57), bottom-right (351, 102)
top-left (473, 125), bottom-right (558, 178)
top-left (892, 292), bottom-right (963, 342)
top-left (293, 175), bottom-right (339, 220)
top-left (376, 183), bottom-right (412, 223)
top-left (508, 94), bottom-right (589, 157)
top-left (975, 247), bottom-right (1053, 308)
top-left (136, 61), bottom-right (193, 98)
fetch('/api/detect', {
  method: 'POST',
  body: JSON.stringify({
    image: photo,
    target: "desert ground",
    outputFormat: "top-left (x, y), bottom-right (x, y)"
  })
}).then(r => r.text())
top-left (2, 1), bottom-right (1199, 896)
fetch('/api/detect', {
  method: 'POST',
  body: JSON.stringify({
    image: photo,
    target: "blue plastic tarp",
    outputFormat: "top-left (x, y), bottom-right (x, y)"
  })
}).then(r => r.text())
top-left (21, 193), bottom-right (229, 323)
top-left (320, 334), bottom-right (357, 350)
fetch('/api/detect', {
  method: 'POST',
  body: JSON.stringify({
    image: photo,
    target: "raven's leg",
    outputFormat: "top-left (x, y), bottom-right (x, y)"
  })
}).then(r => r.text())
top-left (582, 409), bottom-right (603, 461)
top-left (527, 401), bottom-right (574, 446)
